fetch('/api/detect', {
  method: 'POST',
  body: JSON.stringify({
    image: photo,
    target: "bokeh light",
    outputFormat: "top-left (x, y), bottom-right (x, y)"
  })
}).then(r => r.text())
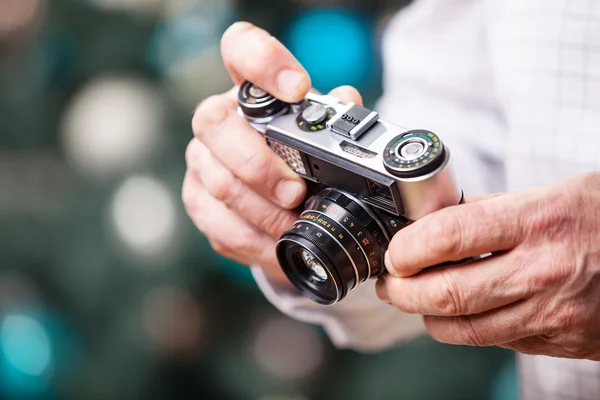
top-left (251, 317), bottom-right (324, 381)
top-left (87, 0), bottom-right (165, 16)
top-left (141, 285), bottom-right (204, 355)
top-left (1, 314), bottom-right (52, 377)
top-left (61, 76), bottom-right (164, 179)
top-left (0, 0), bottom-right (517, 398)
top-left (148, 0), bottom-right (233, 108)
top-left (109, 176), bottom-right (178, 259)
top-left (285, 9), bottom-right (374, 93)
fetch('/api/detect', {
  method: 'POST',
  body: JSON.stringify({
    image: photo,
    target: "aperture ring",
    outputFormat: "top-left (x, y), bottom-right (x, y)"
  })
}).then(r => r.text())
top-left (302, 198), bottom-right (386, 279)
top-left (286, 220), bottom-right (356, 294)
top-left (299, 211), bottom-right (368, 284)
top-left (294, 218), bottom-right (360, 290)
top-left (310, 188), bottom-right (390, 245)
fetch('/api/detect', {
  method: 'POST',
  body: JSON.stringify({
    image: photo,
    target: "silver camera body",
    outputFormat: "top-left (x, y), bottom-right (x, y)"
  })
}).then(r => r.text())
top-left (238, 81), bottom-right (462, 305)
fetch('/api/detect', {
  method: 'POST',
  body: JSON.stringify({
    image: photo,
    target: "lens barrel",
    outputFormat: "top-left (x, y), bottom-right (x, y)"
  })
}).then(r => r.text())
top-left (276, 188), bottom-right (390, 305)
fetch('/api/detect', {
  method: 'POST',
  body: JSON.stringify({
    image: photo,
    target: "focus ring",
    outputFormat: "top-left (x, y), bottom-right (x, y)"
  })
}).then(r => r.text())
top-left (299, 211), bottom-right (368, 284)
top-left (286, 221), bottom-right (356, 294)
top-left (314, 188), bottom-right (388, 248)
top-left (304, 191), bottom-right (387, 279)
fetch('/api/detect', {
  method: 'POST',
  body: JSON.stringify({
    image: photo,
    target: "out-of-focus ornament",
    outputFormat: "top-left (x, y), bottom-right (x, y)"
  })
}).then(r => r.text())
top-left (61, 76), bottom-right (164, 179)
top-left (141, 285), bottom-right (204, 355)
top-left (109, 175), bottom-right (178, 260)
top-left (285, 9), bottom-right (374, 93)
top-left (148, 0), bottom-right (233, 108)
top-left (251, 317), bottom-right (324, 381)
top-left (86, 0), bottom-right (165, 16)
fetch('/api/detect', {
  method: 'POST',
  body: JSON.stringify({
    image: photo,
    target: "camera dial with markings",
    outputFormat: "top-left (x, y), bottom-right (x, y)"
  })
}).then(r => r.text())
top-left (238, 81), bottom-right (462, 305)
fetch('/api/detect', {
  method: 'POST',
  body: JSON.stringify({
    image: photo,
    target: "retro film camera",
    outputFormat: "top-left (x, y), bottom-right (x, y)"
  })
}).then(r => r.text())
top-left (237, 81), bottom-right (462, 305)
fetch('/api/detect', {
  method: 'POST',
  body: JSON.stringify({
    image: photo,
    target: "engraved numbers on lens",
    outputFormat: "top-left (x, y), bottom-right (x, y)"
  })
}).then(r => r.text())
top-left (300, 198), bottom-right (384, 281)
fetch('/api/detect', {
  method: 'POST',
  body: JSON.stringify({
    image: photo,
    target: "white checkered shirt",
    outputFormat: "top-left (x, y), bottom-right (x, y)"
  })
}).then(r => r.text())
top-left (253, 0), bottom-right (600, 398)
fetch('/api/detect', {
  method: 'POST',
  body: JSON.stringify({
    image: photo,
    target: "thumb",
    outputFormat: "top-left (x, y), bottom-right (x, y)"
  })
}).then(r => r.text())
top-left (328, 85), bottom-right (363, 106)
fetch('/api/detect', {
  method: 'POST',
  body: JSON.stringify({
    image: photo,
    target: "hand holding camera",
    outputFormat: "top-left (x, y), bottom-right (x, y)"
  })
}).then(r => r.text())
top-left (185, 22), bottom-right (462, 304)
top-left (183, 22), bottom-right (365, 290)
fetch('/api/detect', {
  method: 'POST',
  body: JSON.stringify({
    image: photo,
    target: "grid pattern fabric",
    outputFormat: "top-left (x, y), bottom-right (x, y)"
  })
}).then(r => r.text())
top-left (255, 1), bottom-right (600, 399)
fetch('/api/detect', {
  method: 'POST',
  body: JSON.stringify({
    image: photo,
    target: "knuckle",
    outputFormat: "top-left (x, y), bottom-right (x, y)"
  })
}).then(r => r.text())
top-left (455, 318), bottom-right (487, 346)
top-left (529, 249), bottom-right (572, 289)
top-left (192, 95), bottom-right (230, 138)
top-left (203, 171), bottom-right (241, 205)
top-left (260, 208), bottom-right (295, 237)
top-left (433, 271), bottom-right (463, 315)
top-left (185, 139), bottom-right (199, 167)
top-left (182, 174), bottom-right (200, 216)
top-left (209, 240), bottom-right (229, 257)
top-left (234, 233), bottom-right (261, 259)
top-left (237, 151), bottom-right (274, 188)
top-left (428, 212), bottom-right (463, 259)
top-left (561, 334), bottom-right (592, 359)
top-left (526, 191), bottom-right (573, 239)
top-left (550, 302), bottom-right (584, 334)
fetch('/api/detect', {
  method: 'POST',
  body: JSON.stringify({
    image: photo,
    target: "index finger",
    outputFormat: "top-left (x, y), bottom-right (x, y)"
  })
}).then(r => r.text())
top-left (192, 90), bottom-right (306, 209)
top-left (221, 22), bottom-right (311, 103)
top-left (385, 194), bottom-right (524, 277)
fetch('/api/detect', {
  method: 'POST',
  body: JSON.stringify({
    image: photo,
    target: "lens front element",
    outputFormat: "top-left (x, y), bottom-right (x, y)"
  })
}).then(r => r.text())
top-left (301, 250), bottom-right (327, 281)
top-left (276, 188), bottom-right (390, 305)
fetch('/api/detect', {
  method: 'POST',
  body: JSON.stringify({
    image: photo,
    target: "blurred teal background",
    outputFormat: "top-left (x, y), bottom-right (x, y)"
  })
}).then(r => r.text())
top-left (0, 0), bottom-right (517, 399)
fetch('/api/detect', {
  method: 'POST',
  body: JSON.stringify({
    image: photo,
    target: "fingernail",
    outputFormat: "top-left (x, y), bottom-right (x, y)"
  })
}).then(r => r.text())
top-left (384, 251), bottom-right (400, 278)
top-left (275, 180), bottom-right (303, 208)
top-left (277, 69), bottom-right (305, 98)
top-left (384, 251), bottom-right (393, 271)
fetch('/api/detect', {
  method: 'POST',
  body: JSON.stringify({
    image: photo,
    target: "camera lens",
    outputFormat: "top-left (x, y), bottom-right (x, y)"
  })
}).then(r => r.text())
top-left (276, 237), bottom-right (343, 304)
top-left (276, 188), bottom-right (391, 305)
top-left (301, 250), bottom-right (327, 281)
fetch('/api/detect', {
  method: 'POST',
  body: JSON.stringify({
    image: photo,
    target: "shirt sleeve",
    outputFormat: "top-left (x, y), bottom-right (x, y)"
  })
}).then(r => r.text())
top-left (251, 0), bottom-right (507, 353)
top-left (251, 267), bottom-right (427, 352)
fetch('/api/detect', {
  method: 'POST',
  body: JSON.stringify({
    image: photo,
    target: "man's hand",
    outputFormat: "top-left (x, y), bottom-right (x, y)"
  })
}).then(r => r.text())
top-left (183, 22), bottom-right (363, 288)
top-left (376, 173), bottom-right (600, 360)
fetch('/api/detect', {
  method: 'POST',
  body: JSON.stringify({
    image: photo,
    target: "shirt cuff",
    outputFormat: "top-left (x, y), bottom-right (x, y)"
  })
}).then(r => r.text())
top-left (251, 266), bottom-right (428, 352)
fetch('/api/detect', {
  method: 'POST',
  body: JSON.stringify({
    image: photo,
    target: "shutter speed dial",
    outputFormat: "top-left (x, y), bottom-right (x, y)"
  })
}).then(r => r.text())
top-left (302, 104), bottom-right (328, 125)
top-left (296, 105), bottom-right (336, 132)
top-left (382, 130), bottom-right (447, 179)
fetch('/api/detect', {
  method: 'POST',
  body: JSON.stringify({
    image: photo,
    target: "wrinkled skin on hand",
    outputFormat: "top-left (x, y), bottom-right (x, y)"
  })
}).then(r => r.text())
top-left (377, 173), bottom-right (600, 360)
top-left (183, 22), bottom-right (363, 289)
